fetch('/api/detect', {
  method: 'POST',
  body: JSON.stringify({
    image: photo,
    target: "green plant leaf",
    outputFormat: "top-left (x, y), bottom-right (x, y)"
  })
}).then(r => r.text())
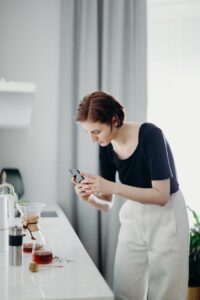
top-left (187, 206), bottom-right (200, 228)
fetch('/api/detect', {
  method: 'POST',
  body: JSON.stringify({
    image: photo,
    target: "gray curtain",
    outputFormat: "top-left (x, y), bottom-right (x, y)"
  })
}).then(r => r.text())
top-left (58, 0), bottom-right (147, 287)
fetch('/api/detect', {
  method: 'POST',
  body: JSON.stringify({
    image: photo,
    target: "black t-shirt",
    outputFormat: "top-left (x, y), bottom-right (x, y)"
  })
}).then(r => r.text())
top-left (99, 123), bottom-right (179, 194)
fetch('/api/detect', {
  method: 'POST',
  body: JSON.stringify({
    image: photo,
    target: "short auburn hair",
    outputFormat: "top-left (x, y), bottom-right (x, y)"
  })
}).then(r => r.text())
top-left (76, 91), bottom-right (125, 127)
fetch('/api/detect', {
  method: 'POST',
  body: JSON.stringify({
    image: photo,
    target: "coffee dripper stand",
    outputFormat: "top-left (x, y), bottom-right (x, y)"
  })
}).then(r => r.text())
top-left (16, 202), bottom-right (53, 264)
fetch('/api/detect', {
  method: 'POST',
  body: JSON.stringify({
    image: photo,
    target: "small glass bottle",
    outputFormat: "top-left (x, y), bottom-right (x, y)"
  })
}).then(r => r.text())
top-left (32, 238), bottom-right (53, 264)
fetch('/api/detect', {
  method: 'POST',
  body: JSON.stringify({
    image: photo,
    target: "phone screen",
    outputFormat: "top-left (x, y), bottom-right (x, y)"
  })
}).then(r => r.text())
top-left (69, 169), bottom-right (84, 183)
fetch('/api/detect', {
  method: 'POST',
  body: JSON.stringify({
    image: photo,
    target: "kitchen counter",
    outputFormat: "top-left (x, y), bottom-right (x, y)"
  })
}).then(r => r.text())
top-left (0, 204), bottom-right (114, 300)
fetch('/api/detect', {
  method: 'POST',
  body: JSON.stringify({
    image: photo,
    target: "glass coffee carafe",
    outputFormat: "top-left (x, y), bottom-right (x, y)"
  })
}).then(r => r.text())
top-left (16, 201), bottom-right (53, 264)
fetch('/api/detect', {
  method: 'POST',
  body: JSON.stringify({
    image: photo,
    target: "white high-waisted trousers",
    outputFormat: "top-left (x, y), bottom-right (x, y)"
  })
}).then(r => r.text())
top-left (113, 190), bottom-right (189, 300)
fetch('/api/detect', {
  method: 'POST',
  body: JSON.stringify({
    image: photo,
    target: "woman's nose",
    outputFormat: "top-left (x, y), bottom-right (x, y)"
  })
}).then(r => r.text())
top-left (90, 133), bottom-right (97, 142)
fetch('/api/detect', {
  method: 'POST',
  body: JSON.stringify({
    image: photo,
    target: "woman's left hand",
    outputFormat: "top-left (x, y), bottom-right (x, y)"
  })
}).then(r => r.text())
top-left (80, 172), bottom-right (114, 195)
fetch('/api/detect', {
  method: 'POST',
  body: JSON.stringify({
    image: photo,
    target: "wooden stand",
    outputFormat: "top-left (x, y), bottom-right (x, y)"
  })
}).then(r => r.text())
top-left (188, 287), bottom-right (200, 300)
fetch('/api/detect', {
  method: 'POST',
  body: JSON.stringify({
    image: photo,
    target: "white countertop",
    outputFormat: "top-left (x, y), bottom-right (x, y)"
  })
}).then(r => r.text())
top-left (0, 204), bottom-right (114, 300)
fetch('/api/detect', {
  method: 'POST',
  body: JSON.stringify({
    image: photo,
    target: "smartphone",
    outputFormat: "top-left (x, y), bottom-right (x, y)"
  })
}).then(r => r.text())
top-left (69, 168), bottom-right (84, 183)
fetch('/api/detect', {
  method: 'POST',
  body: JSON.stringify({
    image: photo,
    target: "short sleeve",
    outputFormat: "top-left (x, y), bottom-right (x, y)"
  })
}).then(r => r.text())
top-left (99, 146), bottom-right (116, 182)
top-left (144, 127), bottom-right (173, 180)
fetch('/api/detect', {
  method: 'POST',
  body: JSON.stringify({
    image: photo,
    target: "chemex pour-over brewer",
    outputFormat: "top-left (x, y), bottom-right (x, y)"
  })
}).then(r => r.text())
top-left (16, 201), bottom-right (53, 264)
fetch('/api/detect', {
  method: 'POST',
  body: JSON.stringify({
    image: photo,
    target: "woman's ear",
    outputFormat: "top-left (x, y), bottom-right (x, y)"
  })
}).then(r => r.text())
top-left (112, 116), bottom-right (119, 127)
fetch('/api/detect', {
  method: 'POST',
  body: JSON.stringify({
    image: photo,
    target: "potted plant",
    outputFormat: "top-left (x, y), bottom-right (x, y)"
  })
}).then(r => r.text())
top-left (188, 206), bottom-right (200, 287)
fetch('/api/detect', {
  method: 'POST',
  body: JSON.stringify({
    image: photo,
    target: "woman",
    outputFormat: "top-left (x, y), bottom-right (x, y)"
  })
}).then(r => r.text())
top-left (72, 91), bottom-right (189, 300)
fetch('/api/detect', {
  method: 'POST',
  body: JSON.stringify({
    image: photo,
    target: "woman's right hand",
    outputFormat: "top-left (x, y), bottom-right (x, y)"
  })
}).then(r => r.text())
top-left (71, 176), bottom-right (90, 202)
top-left (71, 176), bottom-right (114, 211)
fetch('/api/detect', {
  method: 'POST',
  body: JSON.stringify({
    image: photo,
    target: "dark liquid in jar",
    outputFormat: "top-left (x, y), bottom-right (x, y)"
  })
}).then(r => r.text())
top-left (23, 243), bottom-right (33, 253)
top-left (32, 251), bottom-right (53, 264)
top-left (23, 243), bottom-right (42, 253)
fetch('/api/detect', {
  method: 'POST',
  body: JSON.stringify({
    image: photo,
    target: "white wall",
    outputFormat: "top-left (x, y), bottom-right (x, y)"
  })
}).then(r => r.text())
top-left (147, 0), bottom-right (200, 213)
top-left (0, 0), bottom-right (61, 204)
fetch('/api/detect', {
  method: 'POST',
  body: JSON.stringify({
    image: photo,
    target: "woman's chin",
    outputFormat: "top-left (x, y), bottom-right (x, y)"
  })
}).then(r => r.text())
top-left (99, 142), bottom-right (109, 147)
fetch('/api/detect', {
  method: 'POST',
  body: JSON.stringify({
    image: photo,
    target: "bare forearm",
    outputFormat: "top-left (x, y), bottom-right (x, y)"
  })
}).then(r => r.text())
top-left (88, 194), bottom-right (114, 211)
top-left (79, 173), bottom-right (170, 206)
top-left (113, 182), bottom-right (169, 206)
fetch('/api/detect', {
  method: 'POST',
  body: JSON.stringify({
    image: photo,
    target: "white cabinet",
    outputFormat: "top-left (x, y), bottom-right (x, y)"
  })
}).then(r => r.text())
top-left (0, 80), bottom-right (36, 128)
